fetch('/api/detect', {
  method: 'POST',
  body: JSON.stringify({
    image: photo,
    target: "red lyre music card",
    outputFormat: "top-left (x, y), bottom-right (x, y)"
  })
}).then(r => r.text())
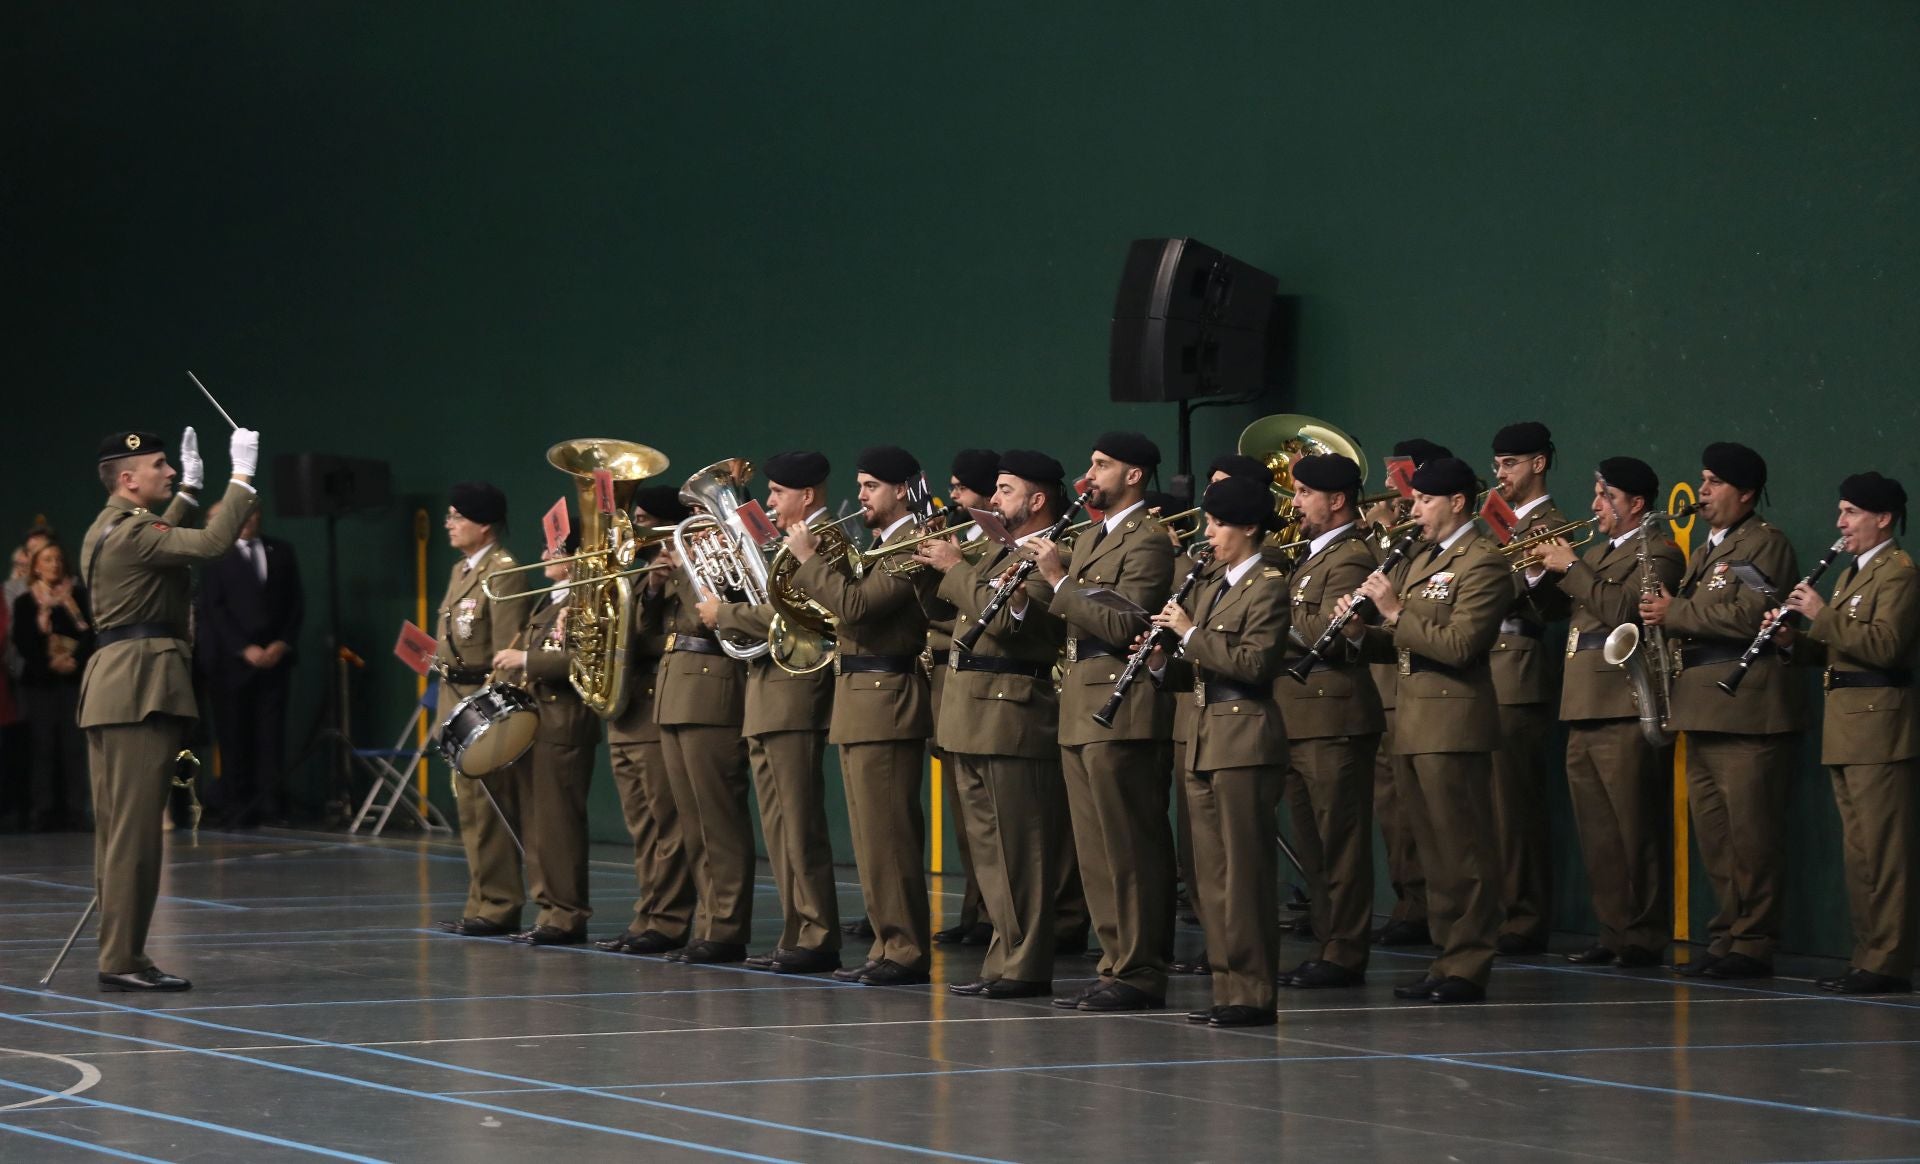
top-left (542, 498), bottom-right (570, 555)
top-left (393, 620), bottom-right (437, 676)
top-left (735, 499), bottom-right (781, 544)
top-left (591, 468), bottom-right (615, 514)
top-left (1480, 490), bottom-right (1520, 544)
top-left (1385, 456), bottom-right (1416, 498)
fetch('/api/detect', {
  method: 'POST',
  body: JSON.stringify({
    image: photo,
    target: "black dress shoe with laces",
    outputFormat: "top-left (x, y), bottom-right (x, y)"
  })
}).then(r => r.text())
top-left (744, 949), bottom-right (783, 969)
top-left (1829, 968), bottom-right (1913, 994)
top-left (1186, 1005), bottom-right (1220, 1023)
top-left (858, 959), bottom-right (930, 987)
top-left (770, 947), bottom-right (842, 975)
top-left (99, 967), bottom-right (191, 993)
top-left (1565, 945), bottom-right (1616, 965)
top-left (933, 924), bottom-right (975, 944)
top-left (594, 930), bottom-right (643, 952)
top-left (1052, 981), bottom-right (1102, 1009)
top-left (677, 940), bottom-right (748, 964)
top-left (623, 930), bottom-right (687, 956)
top-left (1393, 974), bottom-right (1444, 1000)
top-left (1700, 952), bottom-right (1772, 980)
top-left (1210, 1004), bottom-right (1277, 1028)
top-left (437, 917), bottom-right (514, 937)
top-left (1429, 976), bottom-right (1485, 1004)
top-left (1670, 952), bottom-right (1721, 977)
top-left (1495, 934), bottom-right (1548, 956)
top-left (981, 978), bottom-right (1050, 999)
top-left (1077, 980), bottom-right (1164, 1012)
top-left (509, 925), bottom-right (586, 946)
top-left (833, 960), bottom-right (877, 982)
top-left (1285, 960), bottom-right (1365, 989)
top-left (948, 978), bottom-right (991, 996)
top-left (1170, 957), bottom-right (1213, 976)
top-left (1616, 945), bottom-right (1662, 968)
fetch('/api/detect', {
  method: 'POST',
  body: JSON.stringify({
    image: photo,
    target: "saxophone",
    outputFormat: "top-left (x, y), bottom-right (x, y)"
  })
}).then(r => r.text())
top-left (1601, 504), bottom-right (1696, 747)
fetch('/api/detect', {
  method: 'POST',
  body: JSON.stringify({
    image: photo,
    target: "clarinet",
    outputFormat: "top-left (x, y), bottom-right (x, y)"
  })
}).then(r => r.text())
top-left (1285, 531), bottom-right (1423, 684)
top-left (953, 487), bottom-right (1094, 654)
top-left (1717, 537), bottom-right (1846, 696)
top-left (1092, 544), bottom-right (1215, 728)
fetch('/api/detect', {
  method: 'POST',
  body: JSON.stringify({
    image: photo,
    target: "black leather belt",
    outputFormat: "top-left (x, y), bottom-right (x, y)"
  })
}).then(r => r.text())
top-left (1400, 651), bottom-right (1463, 678)
top-left (1065, 637), bottom-right (1122, 663)
top-left (836, 654), bottom-right (918, 676)
top-left (1568, 631), bottom-right (1610, 653)
top-left (440, 665), bottom-right (490, 685)
top-left (664, 632), bottom-right (725, 656)
top-left (1680, 642), bottom-right (1773, 669)
top-left (1502, 619), bottom-right (1547, 639)
top-left (949, 652), bottom-right (1050, 680)
top-left (93, 622), bottom-right (183, 649)
top-left (1199, 678), bottom-right (1267, 704)
top-left (1826, 668), bottom-right (1913, 690)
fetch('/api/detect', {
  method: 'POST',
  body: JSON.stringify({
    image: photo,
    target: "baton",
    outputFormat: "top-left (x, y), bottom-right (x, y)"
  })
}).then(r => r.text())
top-left (39, 895), bottom-right (98, 986)
top-left (186, 371), bottom-right (240, 431)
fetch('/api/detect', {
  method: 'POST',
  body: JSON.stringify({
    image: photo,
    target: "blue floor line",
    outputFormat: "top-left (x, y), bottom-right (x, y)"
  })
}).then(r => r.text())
top-left (0, 875), bottom-right (246, 911)
top-left (0, 1075), bottom-right (388, 1161)
top-left (25, 984), bottom-right (815, 1017)
top-left (0, 1120), bottom-right (177, 1163)
top-left (0, 986), bottom-right (1019, 1164)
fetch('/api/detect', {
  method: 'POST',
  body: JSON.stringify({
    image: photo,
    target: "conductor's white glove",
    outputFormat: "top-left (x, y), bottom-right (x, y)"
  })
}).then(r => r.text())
top-left (178, 426), bottom-right (205, 490)
top-left (230, 428), bottom-right (261, 479)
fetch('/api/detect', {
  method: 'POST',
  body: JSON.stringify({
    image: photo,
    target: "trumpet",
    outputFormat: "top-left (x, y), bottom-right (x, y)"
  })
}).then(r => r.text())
top-left (1500, 519), bottom-right (1598, 572)
top-left (858, 516), bottom-right (982, 577)
top-left (481, 527), bottom-right (681, 601)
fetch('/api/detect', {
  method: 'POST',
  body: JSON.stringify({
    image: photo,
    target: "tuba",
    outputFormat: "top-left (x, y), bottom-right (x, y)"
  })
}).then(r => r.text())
top-left (1237, 413), bottom-right (1368, 557)
top-left (545, 438), bottom-right (671, 719)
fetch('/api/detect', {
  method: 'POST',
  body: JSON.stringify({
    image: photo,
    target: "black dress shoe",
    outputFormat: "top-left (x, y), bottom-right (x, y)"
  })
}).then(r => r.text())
top-left (1210, 1004), bottom-right (1277, 1028)
top-left (770, 947), bottom-right (842, 975)
top-left (1670, 952), bottom-right (1721, 977)
top-left (948, 978), bottom-right (992, 996)
top-left (1829, 968), bottom-right (1913, 995)
top-left (1495, 934), bottom-right (1548, 956)
top-left (509, 925), bottom-right (586, 946)
top-left (678, 940), bottom-right (748, 964)
top-left (594, 930), bottom-right (643, 952)
top-left (1374, 920), bottom-right (1432, 947)
top-left (1286, 960), bottom-right (1365, 989)
top-left (1186, 1005), bottom-right (1220, 1023)
top-left (1565, 945), bottom-right (1617, 965)
top-left (1052, 981), bottom-right (1102, 1009)
top-left (843, 917), bottom-right (875, 938)
top-left (438, 917), bottom-right (514, 937)
top-left (1700, 952), bottom-right (1772, 980)
top-left (933, 923), bottom-right (975, 944)
top-left (1429, 976), bottom-right (1485, 1004)
top-left (1616, 945), bottom-right (1662, 968)
top-left (981, 978), bottom-right (1050, 999)
top-left (832, 960), bottom-right (877, 982)
top-left (1393, 974), bottom-right (1444, 1000)
top-left (1170, 957), bottom-right (1213, 976)
top-left (623, 930), bottom-right (687, 956)
top-left (962, 921), bottom-right (994, 946)
top-left (1077, 980), bottom-right (1164, 1012)
top-left (99, 967), bottom-right (191, 993)
top-left (744, 949), bottom-right (783, 969)
top-left (1816, 971), bottom-right (1850, 991)
top-left (858, 959), bottom-right (930, 987)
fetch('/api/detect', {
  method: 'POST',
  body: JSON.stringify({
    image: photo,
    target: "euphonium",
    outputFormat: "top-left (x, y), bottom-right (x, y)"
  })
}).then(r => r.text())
top-left (763, 514), bottom-right (853, 675)
top-left (1602, 501), bottom-right (1700, 747)
top-left (673, 458), bottom-right (777, 662)
top-left (543, 438), bottom-right (671, 718)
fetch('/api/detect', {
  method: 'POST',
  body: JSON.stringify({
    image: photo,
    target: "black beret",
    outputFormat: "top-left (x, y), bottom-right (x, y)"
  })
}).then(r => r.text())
top-left (1202, 476), bottom-right (1273, 529)
top-left (631, 485), bottom-right (691, 524)
top-left (1392, 438), bottom-right (1452, 467)
top-left (1840, 471), bottom-right (1907, 515)
top-left (1093, 430), bottom-right (1161, 469)
top-left (1291, 453), bottom-right (1362, 494)
top-left (950, 449), bottom-right (1000, 496)
top-left (1208, 454), bottom-right (1270, 485)
top-left (763, 450), bottom-right (831, 490)
top-left (998, 449), bottom-right (1064, 486)
top-left (1492, 421), bottom-right (1554, 457)
top-left (1410, 456), bottom-right (1478, 498)
top-left (1702, 442), bottom-right (1767, 493)
top-left (856, 445), bottom-right (920, 484)
top-left (449, 481), bottom-right (507, 526)
top-left (1597, 456), bottom-right (1659, 502)
top-left (99, 431), bottom-right (165, 462)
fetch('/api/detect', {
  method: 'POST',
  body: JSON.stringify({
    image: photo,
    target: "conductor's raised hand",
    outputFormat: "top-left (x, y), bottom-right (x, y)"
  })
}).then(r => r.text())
top-left (178, 426), bottom-right (204, 490)
top-left (229, 428), bottom-right (260, 480)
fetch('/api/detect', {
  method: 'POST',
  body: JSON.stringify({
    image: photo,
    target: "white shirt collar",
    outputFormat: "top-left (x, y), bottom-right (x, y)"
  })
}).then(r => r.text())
top-left (805, 507), bottom-right (828, 526)
top-left (1103, 499), bottom-right (1147, 534)
top-left (1436, 523), bottom-right (1475, 554)
top-left (464, 541), bottom-right (497, 572)
top-left (1220, 553), bottom-right (1262, 589)
top-left (1513, 494), bottom-right (1552, 522)
top-left (1308, 521), bottom-right (1356, 559)
top-left (1610, 528), bottom-right (1638, 549)
top-left (964, 524), bottom-right (985, 542)
top-left (879, 514), bottom-right (916, 543)
top-left (1856, 539), bottom-right (1892, 569)
top-left (548, 586), bottom-right (570, 605)
top-left (1709, 527), bottom-right (1729, 547)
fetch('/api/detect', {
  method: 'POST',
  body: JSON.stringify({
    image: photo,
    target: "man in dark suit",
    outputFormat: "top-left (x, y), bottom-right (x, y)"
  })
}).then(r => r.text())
top-left (195, 506), bottom-right (303, 828)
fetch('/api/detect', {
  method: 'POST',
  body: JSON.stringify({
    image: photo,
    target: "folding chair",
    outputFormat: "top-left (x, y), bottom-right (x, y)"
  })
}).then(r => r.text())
top-left (348, 678), bottom-right (451, 836)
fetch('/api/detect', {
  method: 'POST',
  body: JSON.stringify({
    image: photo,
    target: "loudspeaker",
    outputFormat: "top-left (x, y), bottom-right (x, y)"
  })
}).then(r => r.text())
top-left (274, 454), bottom-right (393, 518)
top-left (1109, 237), bottom-right (1281, 403)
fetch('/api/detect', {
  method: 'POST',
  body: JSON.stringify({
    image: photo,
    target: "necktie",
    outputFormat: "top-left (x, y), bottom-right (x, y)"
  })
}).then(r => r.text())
top-left (1837, 563), bottom-right (1858, 593)
top-left (1082, 522), bottom-right (1107, 556)
top-left (1202, 578), bottom-right (1232, 620)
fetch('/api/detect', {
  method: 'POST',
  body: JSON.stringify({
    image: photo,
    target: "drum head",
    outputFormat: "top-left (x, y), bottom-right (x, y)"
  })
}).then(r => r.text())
top-left (457, 710), bottom-right (537, 776)
top-left (440, 685), bottom-right (539, 777)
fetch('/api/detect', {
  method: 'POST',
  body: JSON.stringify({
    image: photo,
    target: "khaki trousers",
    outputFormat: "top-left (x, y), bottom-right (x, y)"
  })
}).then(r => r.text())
top-left (454, 759), bottom-right (527, 928)
top-left (525, 738), bottom-right (594, 932)
top-left (607, 734), bottom-right (694, 939)
top-left (1397, 751), bottom-right (1500, 986)
top-left (1565, 720), bottom-right (1670, 954)
top-left (749, 730), bottom-right (841, 953)
top-left (87, 716), bottom-right (187, 973)
top-left (661, 724), bottom-right (752, 945)
top-left (952, 753), bottom-right (1069, 983)
top-left (1060, 739), bottom-right (1174, 997)
top-left (1373, 715), bottom-right (1427, 924)
top-left (1289, 734), bottom-right (1380, 971)
top-left (1686, 732), bottom-right (1795, 961)
top-left (1186, 764), bottom-right (1281, 1010)
top-left (1829, 760), bottom-right (1918, 978)
top-left (935, 747), bottom-right (985, 931)
top-left (840, 740), bottom-right (930, 969)
top-left (1491, 702), bottom-right (1553, 942)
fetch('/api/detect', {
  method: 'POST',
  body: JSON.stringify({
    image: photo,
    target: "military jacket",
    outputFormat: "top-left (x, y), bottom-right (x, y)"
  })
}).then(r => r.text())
top-left (1799, 542), bottom-right (1920, 765)
top-left (1663, 513), bottom-right (1803, 735)
top-left (933, 543), bottom-right (1064, 758)
top-left (434, 542), bottom-right (532, 716)
top-left (1049, 505), bottom-right (1177, 746)
top-left (714, 599), bottom-right (834, 737)
top-left (1360, 530), bottom-right (1507, 755)
top-left (1490, 499), bottom-right (1571, 706)
top-left (1274, 526), bottom-right (1385, 739)
top-left (793, 521), bottom-right (933, 745)
top-left (1555, 530), bottom-right (1686, 722)
top-left (649, 573), bottom-right (745, 728)
top-left (605, 583), bottom-right (668, 745)
top-left (1163, 558), bottom-right (1290, 773)
top-left (518, 593), bottom-right (601, 747)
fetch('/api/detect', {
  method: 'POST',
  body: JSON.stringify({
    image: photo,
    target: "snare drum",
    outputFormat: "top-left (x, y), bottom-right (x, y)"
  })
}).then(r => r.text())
top-left (435, 683), bottom-right (538, 777)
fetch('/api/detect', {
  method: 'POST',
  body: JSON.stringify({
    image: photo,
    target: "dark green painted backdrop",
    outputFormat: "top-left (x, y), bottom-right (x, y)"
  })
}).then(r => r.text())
top-left (8, 2), bottom-right (1916, 956)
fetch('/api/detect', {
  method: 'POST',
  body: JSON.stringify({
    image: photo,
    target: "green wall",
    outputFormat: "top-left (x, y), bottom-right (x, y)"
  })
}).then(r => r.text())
top-left (8, 2), bottom-right (1916, 956)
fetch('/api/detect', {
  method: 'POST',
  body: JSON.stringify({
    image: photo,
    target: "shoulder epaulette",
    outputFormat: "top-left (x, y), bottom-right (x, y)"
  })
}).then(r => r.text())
top-left (1262, 567), bottom-right (1283, 579)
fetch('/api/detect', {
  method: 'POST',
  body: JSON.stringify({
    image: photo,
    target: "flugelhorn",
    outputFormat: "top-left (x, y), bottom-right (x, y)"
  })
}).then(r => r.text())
top-left (1500, 519), bottom-right (1598, 572)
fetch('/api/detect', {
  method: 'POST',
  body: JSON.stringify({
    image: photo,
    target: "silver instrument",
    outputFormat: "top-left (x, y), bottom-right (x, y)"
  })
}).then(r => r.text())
top-left (1602, 501), bottom-right (1699, 747)
top-left (672, 458), bottom-right (773, 661)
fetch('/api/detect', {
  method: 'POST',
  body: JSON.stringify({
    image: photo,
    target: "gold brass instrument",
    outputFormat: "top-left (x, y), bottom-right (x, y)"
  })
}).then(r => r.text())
top-left (1499, 519), bottom-right (1597, 572)
top-left (1604, 500), bottom-right (1701, 746)
top-left (859, 514), bottom-right (983, 578)
top-left (673, 458), bottom-right (781, 663)
top-left (1238, 414), bottom-right (1369, 560)
top-left (763, 514), bottom-right (856, 674)
top-left (481, 525), bottom-right (681, 601)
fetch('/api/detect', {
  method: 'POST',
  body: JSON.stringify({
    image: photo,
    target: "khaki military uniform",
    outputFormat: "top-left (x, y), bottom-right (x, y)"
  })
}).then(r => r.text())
top-left (1165, 558), bottom-right (1291, 1010)
top-left (605, 590), bottom-right (694, 942)
top-left (1049, 506), bottom-right (1178, 996)
top-left (935, 544), bottom-right (1070, 984)
top-left (1664, 513), bottom-right (1802, 963)
top-left (1798, 542), bottom-right (1920, 978)
top-left (925, 581), bottom-right (986, 937)
top-left (80, 482), bottom-right (256, 973)
top-left (794, 522), bottom-right (934, 971)
top-left (1489, 499), bottom-right (1570, 946)
top-left (1274, 527), bottom-right (1386, 972)
top-left (1168, 560), bottom-right (1217, 945)
top-left (1554, 529), bottom-right (1685, 955)
top-left (505, 593), bottom-right (600, 933)
top-left (713, 596), bottom-right (840, 954)
top-left (435, 542), bottom-right (534, 929)
top-left (1359, 530), bottom-right (1509, 988)
top-left (1371, 658), bottom-right (1427, 928)
top-left (649, 573), bottom-right (751, 946)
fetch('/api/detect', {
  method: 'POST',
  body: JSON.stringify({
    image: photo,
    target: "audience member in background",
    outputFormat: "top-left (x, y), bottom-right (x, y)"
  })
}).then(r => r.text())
top-left (12, 542), bottom-right (93, 830)
top-left (2, 527), bottom-right (56, 829)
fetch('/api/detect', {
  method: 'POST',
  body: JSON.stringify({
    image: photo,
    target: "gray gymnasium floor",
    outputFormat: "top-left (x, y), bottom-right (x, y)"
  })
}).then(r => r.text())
top-left (1, 829), bottom-right (1917, 1163)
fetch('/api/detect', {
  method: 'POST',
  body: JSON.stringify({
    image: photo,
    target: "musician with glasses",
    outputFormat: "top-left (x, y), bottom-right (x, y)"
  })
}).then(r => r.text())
top-left (1531, 457), bottom-right (1683, 969)
top-left (695, 451), bottom-right (842, 975)
top-left (1640, 442), bottom-right (1801, 980)
top-left (1781, 472), bottom-right (1919, 994)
